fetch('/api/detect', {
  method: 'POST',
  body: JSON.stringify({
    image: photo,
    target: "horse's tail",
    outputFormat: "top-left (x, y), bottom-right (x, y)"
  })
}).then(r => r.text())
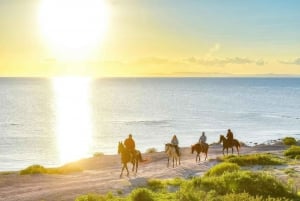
top-left (236, 140), bottom-right (241, 148)
top-left (137, 151), bottom-right (146, 162)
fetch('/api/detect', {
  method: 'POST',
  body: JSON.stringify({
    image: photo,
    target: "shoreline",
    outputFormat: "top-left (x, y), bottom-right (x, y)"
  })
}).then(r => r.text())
top-left (0, 139), bottom-right (285, 174)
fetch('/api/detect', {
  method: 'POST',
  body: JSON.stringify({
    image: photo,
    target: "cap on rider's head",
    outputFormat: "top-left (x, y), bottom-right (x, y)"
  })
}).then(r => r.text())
top-left (129, 134), bottom-right (132, 138)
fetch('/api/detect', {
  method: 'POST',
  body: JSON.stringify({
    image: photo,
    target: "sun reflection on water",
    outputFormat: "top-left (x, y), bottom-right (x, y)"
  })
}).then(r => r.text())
top-left (52, 77), bottom-right (92, 164)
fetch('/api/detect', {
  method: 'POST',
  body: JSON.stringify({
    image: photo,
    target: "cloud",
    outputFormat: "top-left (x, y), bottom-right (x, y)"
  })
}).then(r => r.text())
top-left (134, 57), bottom-right (171, 65)
top-left (280, 58), bottom-right (300, 65)
top-left (185, 57), bottom-right (266, 66)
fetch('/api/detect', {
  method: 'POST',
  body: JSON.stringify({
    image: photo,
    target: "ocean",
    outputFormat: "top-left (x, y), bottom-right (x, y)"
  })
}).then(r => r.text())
top-left (0, 77), bottom-right (300, 171)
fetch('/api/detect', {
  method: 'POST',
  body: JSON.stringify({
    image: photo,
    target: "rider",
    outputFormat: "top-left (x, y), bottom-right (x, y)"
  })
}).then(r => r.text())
top-left (226, 129), bottom-right (234, 146)
top-left (124, 134), bottom-right (135, 158)
top-left (171, 134), bottom-right (180, 156)
top-left (199, 132), bottom-right (207, 144)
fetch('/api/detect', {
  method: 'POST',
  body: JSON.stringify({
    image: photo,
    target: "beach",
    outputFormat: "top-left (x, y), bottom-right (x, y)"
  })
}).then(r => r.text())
top-left (0, 142), bottom-right (296, 201)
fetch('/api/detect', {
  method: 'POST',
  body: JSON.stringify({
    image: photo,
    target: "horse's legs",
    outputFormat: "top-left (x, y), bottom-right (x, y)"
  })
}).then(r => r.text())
top-left (120, 165), bottom-right (124, 177)
top-left (172, 157), bottom-right (175, 168)
top-left (167, 157), bottom-right (169, 167)
top-left (135, 160), bottom-right (138, 173)
top-left (124, 163), bottom-right (129, 176)
top-left (236, 146), bottom-right (239, 155)
top-left (120, 163), bottom-right (129, 177)
top-left (131, 161), bottom-right (135, 172)
top-left (231, 147), bottom-right (234, 154)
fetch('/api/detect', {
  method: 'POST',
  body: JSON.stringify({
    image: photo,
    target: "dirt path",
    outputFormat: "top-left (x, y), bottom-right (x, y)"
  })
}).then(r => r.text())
top-left (0, 144), bottom-right (288, 201)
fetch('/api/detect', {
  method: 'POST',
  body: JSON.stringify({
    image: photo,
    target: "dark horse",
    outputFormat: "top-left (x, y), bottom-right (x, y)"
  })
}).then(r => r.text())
top-left (219, 135), bottom-right (241, 155)
top-left (117, 142), bottom-right (143, 177)
top-left (191, 143), bottom-right (209, 162)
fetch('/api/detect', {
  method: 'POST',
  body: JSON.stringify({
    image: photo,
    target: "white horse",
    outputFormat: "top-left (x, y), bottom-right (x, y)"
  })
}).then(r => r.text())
top-left (165, 143), bottom-right (180, 168)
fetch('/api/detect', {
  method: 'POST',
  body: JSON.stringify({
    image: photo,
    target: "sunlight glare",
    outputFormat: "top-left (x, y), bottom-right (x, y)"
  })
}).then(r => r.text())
top-left (39, 0), bottom-right (110, 61)
top-left (52, 77), bottom-right (93, 164)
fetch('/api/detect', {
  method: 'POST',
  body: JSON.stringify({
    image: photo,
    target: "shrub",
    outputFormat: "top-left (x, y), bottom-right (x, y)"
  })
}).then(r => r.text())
top-left (20, 164), bottom-right (47, 175)
top-left (93, 152), bottom-right (104, 157)
top-left (147, 179), bottom-right (165, 191)
top-left (221, 153), bottom-right (285, 166)
top-left (20, 164), bottom-right (82, 175)
top-left (145, 148), bottom-right (157, 153)
top-left (284, 146), bottom-right (300, 159)
top-left (205, 162), bottom-right (240, 176)
top-left (130, 188), bottom-right (154, 201)
top-left (75, 192), bottom-right (117, 201)
top-left (200, 171), bottom-right (295, 199)
top-left (283, 137), bottom-right (297, 146)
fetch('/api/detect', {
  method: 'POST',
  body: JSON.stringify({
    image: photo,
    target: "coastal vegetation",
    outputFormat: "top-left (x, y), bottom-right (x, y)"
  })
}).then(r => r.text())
top-left (219, 153), bottom-right (286, 166)
top-left (284, 146), bottom-right (300, 159)
top-left (283, 137), bottom-right (297, 146)
top-left (75, 153), bottom-right (300, 201)
top-left (20, 164), bottom-right (82, 175)
top-left (76, 169), bottom-right (299, 201)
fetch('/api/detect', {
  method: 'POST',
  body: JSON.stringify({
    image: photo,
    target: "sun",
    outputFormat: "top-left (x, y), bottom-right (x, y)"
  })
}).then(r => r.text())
top-left (39, 0), bottom-right (109, 61)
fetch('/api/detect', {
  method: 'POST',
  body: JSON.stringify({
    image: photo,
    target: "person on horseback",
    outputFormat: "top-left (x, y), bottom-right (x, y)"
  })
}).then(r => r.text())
top-left (199, 132), bottom-right (207, 144)
top-left (171, 134), bottom-right (180, 156)
top-left (124, 134), bottom-right (135, 159)
top-left (226, 129), bottom-right (234, 146)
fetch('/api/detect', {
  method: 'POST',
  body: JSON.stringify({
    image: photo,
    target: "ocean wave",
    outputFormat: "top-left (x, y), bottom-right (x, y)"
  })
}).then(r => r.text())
top-left (124, 120), bottom-right (171, 126)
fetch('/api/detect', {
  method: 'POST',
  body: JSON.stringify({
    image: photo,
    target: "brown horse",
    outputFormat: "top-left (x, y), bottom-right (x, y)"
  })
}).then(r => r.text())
top-left (117, 142), bottom-right (143, 177)
top-left (219, 135), bottom-right (240, 155)
top-left (191, 143), bottom-right (209, 162)
top-left (165, 143), bottom-right (180, 168)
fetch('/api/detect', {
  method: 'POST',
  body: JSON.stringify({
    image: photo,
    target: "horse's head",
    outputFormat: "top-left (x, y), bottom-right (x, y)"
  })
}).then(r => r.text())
top-left (219, 135), bottom-right (225, 143)
top-left (118, 142), bottom-right (124, 154)
top-left (191, 145), bottom-right (195, 154)
top-left (165, 143), bottom-right (172, 152)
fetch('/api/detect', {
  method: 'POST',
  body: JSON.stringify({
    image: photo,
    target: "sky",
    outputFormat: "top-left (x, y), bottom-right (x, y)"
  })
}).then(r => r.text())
top-left (0, 0), bottom-right (300, 77)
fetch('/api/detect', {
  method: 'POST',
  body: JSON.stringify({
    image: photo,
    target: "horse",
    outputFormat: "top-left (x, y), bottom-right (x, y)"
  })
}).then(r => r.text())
top-left (219, 135), bottom-right (241, 155)
top-left (191, 143), bottom-right (209, 162)
top-left (165, 143), bottom-right (180, 168)
top-left (117, 142), bottom-right (143, 177)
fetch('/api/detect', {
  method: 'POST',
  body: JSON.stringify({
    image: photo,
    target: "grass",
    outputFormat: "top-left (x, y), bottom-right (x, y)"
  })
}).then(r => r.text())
top-left (220, 153), bottom-right (286, 166)
top-left (146, 148), bottom-right (157, 153)
top-left (75, 163), bottom-right (299, 201)
top-left (204, 162), bottom-right (240, 176)
top-left (20, 164), bottom-right (82, 175)
top-left (93, 152), bottom-right (104, 157)
top-left (283, 137), bottom-right (297, 146)
top-left (284, 146), bottom-right (300, 159)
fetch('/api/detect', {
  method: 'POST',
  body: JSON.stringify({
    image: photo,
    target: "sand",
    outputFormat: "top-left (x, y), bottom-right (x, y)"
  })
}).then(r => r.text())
top-left (0, 143), bottom-right (294, 201)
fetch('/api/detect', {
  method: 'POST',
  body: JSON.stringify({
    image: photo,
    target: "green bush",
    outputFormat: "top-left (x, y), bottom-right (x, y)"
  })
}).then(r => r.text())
top-left (20, 164), bottom-right (47, 175)
top-left (146, 148), bottom-right (157, 153)
top-left (130, 188), bottom-right (154, 201)
top-left (205, 162), bottom-right (240, 176)
top-left (147, 179), bottom-right (165, 191)
top-left (200, 171), bottom-right (295, 199)
top-left (20, 164), bottom-right (82, 175)
top-left (283, 137), bottom-right (297, 146)
top-left (75, 192), bottom-right (117, 201)
top-left (284, 146), bottom-right (300, 159)
top-left (93, 152), bottom-right (104, 157)
top-left (221, 153), bottom-right (285, 166)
